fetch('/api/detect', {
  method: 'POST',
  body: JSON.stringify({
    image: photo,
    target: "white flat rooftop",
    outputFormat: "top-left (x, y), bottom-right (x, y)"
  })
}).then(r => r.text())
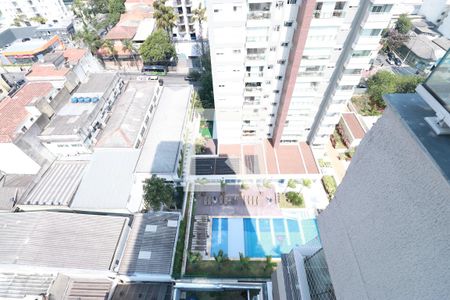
top-left (135, 84), bottom-right (192, 175)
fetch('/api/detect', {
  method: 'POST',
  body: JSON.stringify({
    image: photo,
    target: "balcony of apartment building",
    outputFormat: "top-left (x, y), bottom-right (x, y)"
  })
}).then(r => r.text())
top-left (246, 48), bottom-right (266, 63)
top-left (366, 3), bottom-right (393, 23)
top-left (246, 35), bottom-right (269, 48)
top-left (187, 16), bottom-right (195, 25)
top-left (357, 28), bottom-right (383, 46)
top-left (313, 1), bottom-right (346, 20)
top-left (247, 2), bottom-right (271, 27)
top-left (186, 6), bottom-right (192, 16)
top-left (177, 17), bottom-right (184, 25)
top-left (174, 0), bottom-right (182, 7)
top-left (244, 82), bottom-right (263, 95)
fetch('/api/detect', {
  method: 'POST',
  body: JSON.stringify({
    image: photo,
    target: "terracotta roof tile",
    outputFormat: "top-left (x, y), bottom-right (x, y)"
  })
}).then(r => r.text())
top-left (0, 83), bottom-right (53, 143)
top-left (27, 64), bottom-right (69, 78)
top-left (342, 113), bottom-right (365, 140)
top-left (105, 26), bottom-right (137, 40)
top-left (63, 48), bottom-right (87, 64)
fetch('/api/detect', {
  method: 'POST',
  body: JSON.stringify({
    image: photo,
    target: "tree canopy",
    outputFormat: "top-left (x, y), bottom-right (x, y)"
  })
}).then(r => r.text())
top-left (143, 175), bottom-right (175, 210)
top-left (153, 0), bottom-right (176, 35)
top-left (367, 70), bottom-right (424, 109)
top-left (139, 29), bottom-right (176, 63)
top-left (395, 14), bottom-right (412, 34)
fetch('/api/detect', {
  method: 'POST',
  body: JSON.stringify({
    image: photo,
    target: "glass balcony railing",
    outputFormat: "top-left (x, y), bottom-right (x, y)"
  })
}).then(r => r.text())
top-left (248, 12), bottom-right (271, 20)
top-left (246, 72), bottom-right (264, 78)
top-left (245, 87), bottom-right (263, 93)
top-left (424, 50), bottom-right (450, 112)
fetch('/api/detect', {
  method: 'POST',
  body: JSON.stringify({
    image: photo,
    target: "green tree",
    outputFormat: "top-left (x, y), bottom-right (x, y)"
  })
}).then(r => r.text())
top-left (239, 252), bottom-right (250, 270)
top-left (108, 0), bottom-right (125, 25)
top-left (287, 179), bottom-right (297, 189)
top-left (367, 70), bottom-right (424, 109)
top-left (188, 252), bottom-right (201, 265)
top-left (153, 0), bottom-right (177, 36)
top-left (192, 3), bottom-right (207, 54)
top-left (285, 191), bottom-right (304, 206)
top-left (30, 16), bottom-right (47, 24)
top-left (213, 250), bottom-right (228, 270)
top-left (143, 174), bottom-right (175, 210)
top-left (395, 13), bottom-right (412, 34)
top-left (302, 179), bottom-right (312, 188)
top-left (74, 26), bottom-right (102, 54)
top-left (385, 28), bottom-right (409, 50)
top-left (139, 29), bottom-right (176, 64)
top-left (264, 255), bottom-right (276, 272)
top-left (122, 39), bottom-right (139, 70)
top-left (12, 14), bottom-right (27, 26)
top-left (102, 39), bottom-right (119, 65)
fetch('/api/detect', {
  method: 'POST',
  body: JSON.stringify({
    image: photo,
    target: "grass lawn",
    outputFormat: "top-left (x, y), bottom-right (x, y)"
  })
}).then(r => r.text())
top-left (278, 193), bottom-right (305, 209)
top-left (200, 120), bottom-right (213, 138)
top-left (185, 260), bottom-right (273, 278)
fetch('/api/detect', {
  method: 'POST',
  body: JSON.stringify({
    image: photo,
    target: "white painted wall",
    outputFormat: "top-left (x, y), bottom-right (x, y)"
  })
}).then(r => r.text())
top-left (0, 143), bottom-right (40, 174)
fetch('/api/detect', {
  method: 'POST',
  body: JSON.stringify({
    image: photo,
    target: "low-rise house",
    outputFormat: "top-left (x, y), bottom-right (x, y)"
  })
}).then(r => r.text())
top-left (337, 112), bottom-right (367, 148)
top-left (39, 72), bottom-right (124, 156)
top-left (95, 80), bottom-right (162, 149)
top-left (26, 48), bottom-right (102, 90)
top-left (398, 34), bottom-right (448, 71)
top-left (0, 82), bottom-right (57, 174)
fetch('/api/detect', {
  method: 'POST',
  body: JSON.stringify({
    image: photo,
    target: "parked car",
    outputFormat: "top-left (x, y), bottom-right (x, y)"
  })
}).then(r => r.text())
top-left (394, 57), bottom-right (402, 66)
top-left (387, 57), bottom-right (395, 65)
top-left (184, 75), bottom-right (197, 82)
top-left (387, 52), bottom-right (395, 60)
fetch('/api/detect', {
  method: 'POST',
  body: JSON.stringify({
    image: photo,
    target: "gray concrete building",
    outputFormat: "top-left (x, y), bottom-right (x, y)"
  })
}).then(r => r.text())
top-left (317, 54), bottom-right (450, 299)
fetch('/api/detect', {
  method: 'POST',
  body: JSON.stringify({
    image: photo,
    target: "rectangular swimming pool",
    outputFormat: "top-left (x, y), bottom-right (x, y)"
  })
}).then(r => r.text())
top-left (210, 217), bottom-right (319, 258)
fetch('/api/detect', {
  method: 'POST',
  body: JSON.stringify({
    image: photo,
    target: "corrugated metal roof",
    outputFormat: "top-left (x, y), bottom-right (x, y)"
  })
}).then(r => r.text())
top-left (71, 149), bottom-right (140, 210)
top-left (119, 212), bottom-right (179, 275)
top-left (23, 160), bottom-right (88, 206)
top-left (0, 212), bottom-right (128, 271)
top-left (0, 273), bottom-right (54, 299)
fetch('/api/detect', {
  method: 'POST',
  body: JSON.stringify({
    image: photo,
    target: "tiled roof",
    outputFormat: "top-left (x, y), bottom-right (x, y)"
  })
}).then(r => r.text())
top-left (342, 113), bottom-right (366, 140)
top-left (27, 64), bottom-right (70, 78)
top-left (63, 48), bottom-right (87, 64)
top-left (0, 82), bottom-right (53, 143)
top-left (105, 26), bottom-right (137, 40)
top-left (195, 141), bottom-right (320, 176)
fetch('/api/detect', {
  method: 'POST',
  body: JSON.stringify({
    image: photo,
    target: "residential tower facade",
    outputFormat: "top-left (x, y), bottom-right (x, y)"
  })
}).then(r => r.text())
top-left (207, 0), bottom-right (395, 148)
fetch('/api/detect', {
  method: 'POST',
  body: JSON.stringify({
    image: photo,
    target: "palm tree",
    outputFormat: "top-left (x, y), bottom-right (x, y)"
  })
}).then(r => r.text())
top-left (74, 26), bottom-right (102, 54)
top-left (213, 249), bottom-right (227, 270)
top-left (122, 39), bottom-right (140, 71)
top-left (192, 3), bottom-right (207, 55)
top-left (153, 0), bottom-right (176, 37)
top-left (239, 252), bottom-right (250, 270)
top-left (102, 39), bottom-right (119, 66)
top-left (188, 251), bottom-right (201, 265)
top-left (264, 255), bottom-right (276, 272)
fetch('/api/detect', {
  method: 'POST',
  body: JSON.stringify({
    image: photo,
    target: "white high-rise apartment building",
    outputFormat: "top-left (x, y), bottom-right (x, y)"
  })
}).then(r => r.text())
top-left (169, 0), bottom-right (206, 41)
top-left (207, 0), bottom-right (396, 148)
top-left (0, 0), bottom-right (69, 25)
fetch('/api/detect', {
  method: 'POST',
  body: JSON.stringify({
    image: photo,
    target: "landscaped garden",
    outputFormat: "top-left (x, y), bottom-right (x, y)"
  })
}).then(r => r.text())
top-left (185, 252), bottom-right (275, 278)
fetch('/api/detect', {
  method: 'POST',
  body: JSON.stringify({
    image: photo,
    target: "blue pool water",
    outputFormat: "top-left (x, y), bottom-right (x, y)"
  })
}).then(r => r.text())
top-left (211, 217), bottom-right (319, 258)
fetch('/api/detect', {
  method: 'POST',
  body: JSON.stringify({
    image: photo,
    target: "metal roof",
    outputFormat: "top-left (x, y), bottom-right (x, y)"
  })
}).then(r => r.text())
top-left (49, 274), bottom-right (113, 300)
top-left (96, 81), bottom-right (157, 148)
top-left (23, 160), bottom-right (88, 206)
top-left (0, 273), bottom-right (55, 299)
top-left (71, 149), bottom-right (140, 210)
top-left (111, 283), bottom-right (172, 300)
top-left (119, 212), bottom-right (179, 275)
top-left (0, 212), bottom-right (128, 271)
top-left (135, 85), bottom-right (192, 174)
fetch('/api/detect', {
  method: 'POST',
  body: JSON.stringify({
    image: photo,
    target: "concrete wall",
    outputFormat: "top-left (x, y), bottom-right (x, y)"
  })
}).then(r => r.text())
top-left (318, 107), bottom-right (450, 299)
